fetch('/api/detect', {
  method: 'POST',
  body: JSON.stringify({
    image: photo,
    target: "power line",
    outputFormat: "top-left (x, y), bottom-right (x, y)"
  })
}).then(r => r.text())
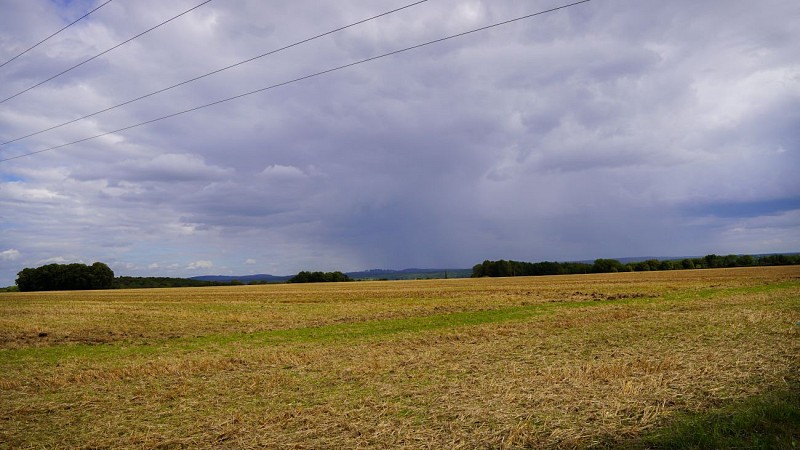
top-left (0, 0), bottom-right (213, 105)
top-left (0, 0), bottom-right (593, 163)
top-left (0, 0), bottom-right (115, 70)
top-left (0, 0), bottom-right (429, 148)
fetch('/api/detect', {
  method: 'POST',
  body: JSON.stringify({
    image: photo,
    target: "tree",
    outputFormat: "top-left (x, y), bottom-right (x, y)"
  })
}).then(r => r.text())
top-left (592, 259), bottom-right (624, 273)
top-left (703, 254), bottom-right (721, 268)
top-left (659, 260), bottom-right (678, 271)
top-left (90, 262), bottom-right (114, 289)
top-left (15, 267), bottom-right (39, 292)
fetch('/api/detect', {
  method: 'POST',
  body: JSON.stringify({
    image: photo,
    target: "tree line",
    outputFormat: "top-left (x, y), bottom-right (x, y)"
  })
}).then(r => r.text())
top-left (11, 263), bottom-right (357, 291)
top-left (472, 253), bottom-right (800, 278)
top-left (112, 276), bottom-right (233, 289)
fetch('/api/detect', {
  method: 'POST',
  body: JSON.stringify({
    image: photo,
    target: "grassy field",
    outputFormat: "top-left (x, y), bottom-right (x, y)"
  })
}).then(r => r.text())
top-left (1, 267), bottom-right (798, 448)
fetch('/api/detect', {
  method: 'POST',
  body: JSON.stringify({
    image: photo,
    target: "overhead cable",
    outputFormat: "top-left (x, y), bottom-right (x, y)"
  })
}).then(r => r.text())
top-left (0, 0), bottom-right (593, 163)
top-left (0, 0), bottom-right (115, 70)
top-left (0, 0), bottom-right (213, 105)
top-left (0, 0), bottom-right (428, 147)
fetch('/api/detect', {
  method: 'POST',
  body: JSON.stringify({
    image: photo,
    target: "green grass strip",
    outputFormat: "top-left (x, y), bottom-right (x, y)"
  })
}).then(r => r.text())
top-left (664, 280), bottom-right (800, 301)
top-left (0, 303), bottom-right (548, 366)
top-left (633, 381), bottom-right (800, 449)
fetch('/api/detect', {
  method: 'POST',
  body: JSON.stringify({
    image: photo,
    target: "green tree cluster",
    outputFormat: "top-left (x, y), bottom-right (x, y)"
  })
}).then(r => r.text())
top-left (289, 271), bottom-right (351, 283)
top-left (472, 253), bottom-right (800, 278)
top-left (16, 262), bottom-right (114, 292)
top-left (472, 259), bottom-right (593, 277)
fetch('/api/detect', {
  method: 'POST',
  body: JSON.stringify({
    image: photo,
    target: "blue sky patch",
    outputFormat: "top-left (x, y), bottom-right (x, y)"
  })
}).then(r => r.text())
top-left (686, 197), bottom-right (800, 219)
top-left (1, 174), bottom-right (26, 183)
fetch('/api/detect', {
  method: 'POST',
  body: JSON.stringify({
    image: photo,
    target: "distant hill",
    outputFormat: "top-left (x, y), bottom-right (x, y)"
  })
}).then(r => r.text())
top-left (346, 268), bottom-right (472, 280)
top-left (191, 268), bottom-right (472, 283)
top-left (190, 274), bottom-right (292, 283)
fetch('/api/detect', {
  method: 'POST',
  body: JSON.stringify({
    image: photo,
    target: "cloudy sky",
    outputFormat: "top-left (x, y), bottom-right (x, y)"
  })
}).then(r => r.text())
top-left (0, 0), bottom-right (798, 285)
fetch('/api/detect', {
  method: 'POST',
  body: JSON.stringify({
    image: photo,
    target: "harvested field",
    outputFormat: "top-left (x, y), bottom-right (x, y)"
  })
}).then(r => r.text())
top-left (1, 266), bottom-right (798, 448)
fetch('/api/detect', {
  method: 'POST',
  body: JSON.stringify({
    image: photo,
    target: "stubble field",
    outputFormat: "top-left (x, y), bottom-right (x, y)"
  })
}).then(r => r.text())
top-left (1, 266), bottom-right (798, 448)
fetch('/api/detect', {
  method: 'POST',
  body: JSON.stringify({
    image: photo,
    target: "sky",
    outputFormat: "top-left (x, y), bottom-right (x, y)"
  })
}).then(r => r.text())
top-left (0, 0), bottom-right (798, 285)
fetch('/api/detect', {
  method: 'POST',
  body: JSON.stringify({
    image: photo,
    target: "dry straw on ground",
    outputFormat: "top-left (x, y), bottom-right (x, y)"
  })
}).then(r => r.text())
top-left (1, 266), bottom-right (798, 448)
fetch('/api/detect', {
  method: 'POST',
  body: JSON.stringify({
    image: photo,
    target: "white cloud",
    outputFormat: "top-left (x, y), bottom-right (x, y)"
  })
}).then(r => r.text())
top-left (186, 260), bottom-right (213, 270)
top-left (0, 249), bottom-right (20, 261)
top-left (261, 164), bottom-right (307, 180)
top-left (41, 256), bottom-right (68, 264)
top-left (113, 262), bottom-right (137, 271)
top-left (0, 182), bottom-right (66, 202)
top-left (244, 258), bottom-right (256, 265)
